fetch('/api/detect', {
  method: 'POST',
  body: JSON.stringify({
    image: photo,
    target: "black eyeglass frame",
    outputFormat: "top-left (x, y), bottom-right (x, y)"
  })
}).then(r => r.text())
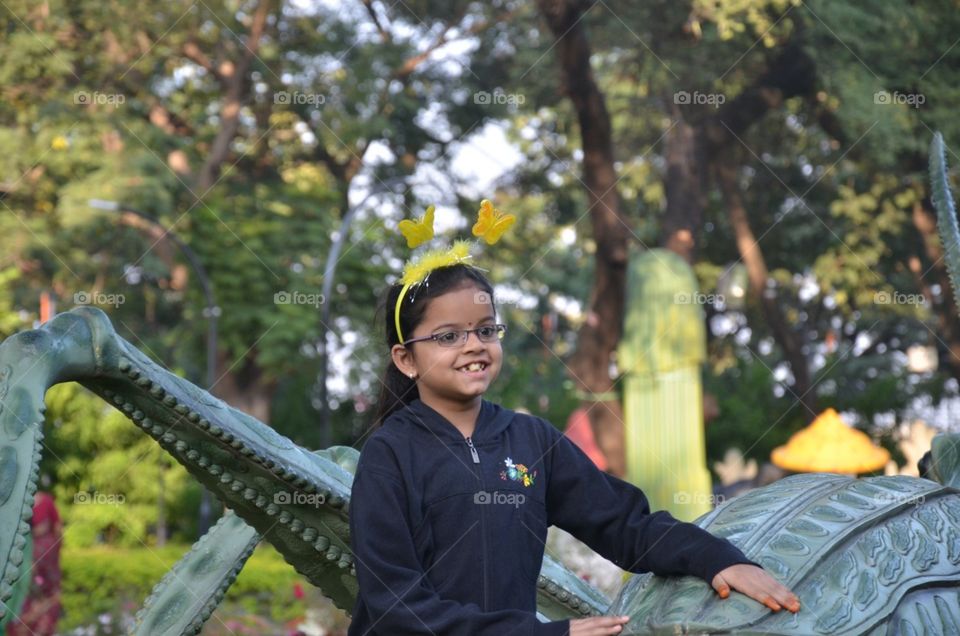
top-left (401, 324), bottom-right (507, 348)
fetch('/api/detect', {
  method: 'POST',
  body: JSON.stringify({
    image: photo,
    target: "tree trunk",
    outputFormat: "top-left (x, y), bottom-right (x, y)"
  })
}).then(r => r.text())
top-left (713, 156), bottom-right (817, 416)
top-left (196, 0), bottom-right (275, 193)
top-left (699, 40), bottom-right (820, 417)
top-left (210, 349), bottom-right (277, 424)
top-left (662, 110), bottom-right (705, 263)
top-left (535, 0), bottom-right (630, 476)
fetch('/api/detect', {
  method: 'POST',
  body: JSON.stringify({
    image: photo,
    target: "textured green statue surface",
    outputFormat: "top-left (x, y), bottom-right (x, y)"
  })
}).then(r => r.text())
top-left (609, 472), bottom-right (960, 634)
top-left (0, 134), bottom-right (957, 633)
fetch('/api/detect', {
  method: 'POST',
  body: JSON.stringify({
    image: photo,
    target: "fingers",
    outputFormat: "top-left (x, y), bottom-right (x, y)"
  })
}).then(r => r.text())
top-left (569, 615), bottom-right (631, 636)
top-left (762, 595), bottom-right (782, 612)
top-left (779, 591), bottom-right (801, 613)
top-left (745, 589), bottom-right (801, 613)
top-left (711, 572), bottom-right (730, 599)
top-left (714, 567), bottom-right (801, 614)
top-left (765, 579), bottom-right (801, 613)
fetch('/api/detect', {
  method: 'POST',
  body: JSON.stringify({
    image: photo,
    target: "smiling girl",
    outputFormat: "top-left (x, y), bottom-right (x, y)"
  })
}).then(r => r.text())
top-left (347, 204), bottom-right (799, 635)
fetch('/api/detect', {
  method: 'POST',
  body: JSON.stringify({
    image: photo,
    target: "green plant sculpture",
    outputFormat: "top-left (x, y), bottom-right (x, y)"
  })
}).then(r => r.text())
top-left (617, 247), bottom-right (713, 520)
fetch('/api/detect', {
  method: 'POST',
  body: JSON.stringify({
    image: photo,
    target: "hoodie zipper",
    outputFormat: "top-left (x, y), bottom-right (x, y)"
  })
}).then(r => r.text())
top-left (465, 435), bottom-right (487, 610)
top-left (465, 436), bottom-right (480, 463)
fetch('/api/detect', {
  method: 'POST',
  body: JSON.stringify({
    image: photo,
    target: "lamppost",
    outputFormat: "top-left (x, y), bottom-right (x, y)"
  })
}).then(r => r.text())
top-left (88, 198), bottom-right (220, 535)
top-left (316, 180), bottom-right (404, 446)
top-left (317, 205), bottom-right (357, 448)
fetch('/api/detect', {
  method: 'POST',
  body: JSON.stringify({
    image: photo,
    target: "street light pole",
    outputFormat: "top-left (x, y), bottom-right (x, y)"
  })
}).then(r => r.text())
top-left (316, 181), bottom-right (403, 446)
top-left (318, 204), bottom-right (361, 449)
top-left (88, 198), bottom-right (220, 535)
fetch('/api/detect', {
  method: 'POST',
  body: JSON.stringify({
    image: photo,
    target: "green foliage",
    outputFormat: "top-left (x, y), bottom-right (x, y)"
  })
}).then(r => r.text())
top-left (704, 356), bottom-right (804, 466)
top-left (59, 542), bottom-right (320, 631)
top-left (43, 383), bottom-right (205, 547)
top-left (689, 0), bottom-right (799, 44)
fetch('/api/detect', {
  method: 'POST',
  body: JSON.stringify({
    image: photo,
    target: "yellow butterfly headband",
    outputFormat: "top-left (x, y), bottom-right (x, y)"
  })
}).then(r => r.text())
top-left (394, 199), bottom-right (516, 344)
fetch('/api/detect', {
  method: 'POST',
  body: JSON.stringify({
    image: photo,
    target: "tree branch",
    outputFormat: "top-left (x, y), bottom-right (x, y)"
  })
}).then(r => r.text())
top-left (714, 154), bottom-right (817, 415)
top-left (197, 0), bottom-right (275, 194)
top-left (535, 0), bottom-right (629, 476)
top-left (182, 40), bottom-right (218, 78)
top-left (361, 0), bottom-right (391, 43)
top-left (394, 27), bottom-right (459, 79)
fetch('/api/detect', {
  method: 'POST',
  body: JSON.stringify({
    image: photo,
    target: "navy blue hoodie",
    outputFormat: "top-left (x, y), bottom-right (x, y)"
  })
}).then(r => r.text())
top-left (348, 398), bottom-right (757, 635)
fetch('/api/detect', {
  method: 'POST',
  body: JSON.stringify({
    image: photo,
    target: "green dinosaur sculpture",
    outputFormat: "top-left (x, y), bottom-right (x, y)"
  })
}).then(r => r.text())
top-left (0, 132), bottom-right (957, 634)
top-left (0, 307), bottom-right (607, 634)
top-left (609, 472), bottom-right (960, 633)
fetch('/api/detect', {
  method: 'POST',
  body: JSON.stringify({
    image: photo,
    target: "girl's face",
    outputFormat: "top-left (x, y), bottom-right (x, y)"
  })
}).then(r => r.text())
top-left (392, 284), bottom-right (503, 409)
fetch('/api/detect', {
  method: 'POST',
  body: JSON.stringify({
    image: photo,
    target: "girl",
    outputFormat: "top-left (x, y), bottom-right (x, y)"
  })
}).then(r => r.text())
top-left (349, 263), bottom-right (800, 636)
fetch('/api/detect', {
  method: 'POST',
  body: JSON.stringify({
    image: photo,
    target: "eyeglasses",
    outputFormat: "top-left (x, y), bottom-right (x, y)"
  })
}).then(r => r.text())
top-left (402, 324), bottom-right (506, 348)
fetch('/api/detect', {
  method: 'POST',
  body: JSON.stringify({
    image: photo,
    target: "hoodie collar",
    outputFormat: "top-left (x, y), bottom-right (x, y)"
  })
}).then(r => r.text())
top-left (399, 398), bottom-right (515, 444)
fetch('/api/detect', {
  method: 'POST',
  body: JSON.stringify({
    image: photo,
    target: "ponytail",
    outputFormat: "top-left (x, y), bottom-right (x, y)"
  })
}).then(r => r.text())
top-left (372, 361), bottom-right (419, 429)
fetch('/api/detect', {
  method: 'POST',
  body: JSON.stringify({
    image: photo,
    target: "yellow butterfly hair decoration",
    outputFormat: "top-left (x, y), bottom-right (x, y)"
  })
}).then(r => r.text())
top-left (397, 205), bottom-right (435, 248)
top-left (393, 199), bottom-right (516, 344)
top-left (472, 199), bottom-right (515, 245)
top-left (400, 240), bottom-right (473, 287)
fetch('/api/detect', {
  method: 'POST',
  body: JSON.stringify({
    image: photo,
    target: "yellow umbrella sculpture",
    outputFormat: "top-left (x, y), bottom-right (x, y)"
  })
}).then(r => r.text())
top-left (771, 408), bottom-right (890, 474)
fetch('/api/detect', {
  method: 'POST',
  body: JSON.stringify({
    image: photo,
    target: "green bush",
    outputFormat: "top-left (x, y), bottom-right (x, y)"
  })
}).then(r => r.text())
top-left (59, 542), bottom-right (348, 632)
top-left (43, 382), bottom-right (207, 548)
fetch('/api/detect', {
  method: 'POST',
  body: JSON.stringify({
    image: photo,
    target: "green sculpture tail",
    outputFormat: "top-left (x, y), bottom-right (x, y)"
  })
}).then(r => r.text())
top-left (130, 511), bottom-right (259, 635)
top-left (931, 132), bottom-right (960, 309)
top-left (929, 132), bottom-right (960, 489)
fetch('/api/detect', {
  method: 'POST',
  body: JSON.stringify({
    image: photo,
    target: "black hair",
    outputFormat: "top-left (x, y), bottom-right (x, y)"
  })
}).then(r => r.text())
top-left (370, 264), bottom-right (496, 430)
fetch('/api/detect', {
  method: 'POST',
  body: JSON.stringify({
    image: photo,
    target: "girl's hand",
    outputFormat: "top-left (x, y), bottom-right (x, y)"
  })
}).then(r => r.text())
top-left (569, 615), bottom-right (630, 635)
top-left (711, 564), bottom-right (801, 613)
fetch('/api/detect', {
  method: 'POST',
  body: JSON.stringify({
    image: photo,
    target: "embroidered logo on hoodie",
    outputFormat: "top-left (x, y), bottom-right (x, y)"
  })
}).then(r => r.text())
top-left (499, 457), bottom-right (538, 487)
